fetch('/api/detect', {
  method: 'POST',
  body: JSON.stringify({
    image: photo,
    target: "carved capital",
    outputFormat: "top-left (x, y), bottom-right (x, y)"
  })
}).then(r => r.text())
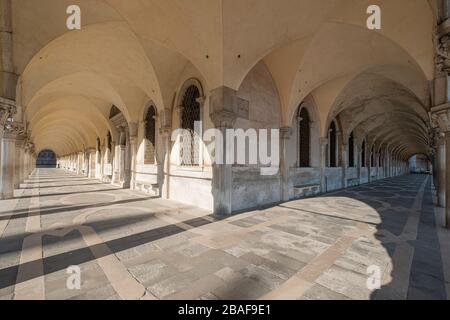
top-left (0, 97), bottom-right (17, 128)
top-left (436, 16), bottom-right (450, 74)
top-left (320, 138), bottom-right (328, 147)
top-left (4, 122), bottom-right (26, 138)
top-left (129, 122), bottom-right (138, 137)
top-left (159, 125), bottom-right (172, 137)
top-left (209, 86), bottom-right (238, 129)
top-left (431, 104), bottom-right (450, 132)
top-left (280, 126), bottom-right (292, 140)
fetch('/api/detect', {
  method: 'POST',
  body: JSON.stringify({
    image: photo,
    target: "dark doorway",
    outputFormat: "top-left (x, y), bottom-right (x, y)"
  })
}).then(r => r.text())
top-left (36, 150), bottom-right (57, 168)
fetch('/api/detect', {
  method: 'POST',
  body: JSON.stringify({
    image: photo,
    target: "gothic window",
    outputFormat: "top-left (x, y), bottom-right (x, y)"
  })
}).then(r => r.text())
top-left (361, 140), bottom-right (366, 167)
top-left (109, 105), bottom-right (121, 119)
top-left (180, 85), bottom-right (201, 166)
top-left (298, 107), bottom-right (311, 167)
top-left (328, 121), bottom-right (337, 167)
top-left (144, 105), bottom-right (156, 165)
top-left (349, 131), bottom-right (355, 167)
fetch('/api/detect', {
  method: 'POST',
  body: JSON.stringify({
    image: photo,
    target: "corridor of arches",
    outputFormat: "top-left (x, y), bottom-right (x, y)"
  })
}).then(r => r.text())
top-left (0, 0), bottom-right (449, 300)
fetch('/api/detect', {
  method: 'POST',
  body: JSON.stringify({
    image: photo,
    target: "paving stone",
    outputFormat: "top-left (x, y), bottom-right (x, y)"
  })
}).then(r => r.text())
top-left (2, 171), bottom-right (446, 301)
top-left (300, 283), bottom-right (352, 300)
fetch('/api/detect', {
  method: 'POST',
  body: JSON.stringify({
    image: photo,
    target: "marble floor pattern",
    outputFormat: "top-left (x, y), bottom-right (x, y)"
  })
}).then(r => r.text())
top-left (0, 169), bottom-right (449, 300)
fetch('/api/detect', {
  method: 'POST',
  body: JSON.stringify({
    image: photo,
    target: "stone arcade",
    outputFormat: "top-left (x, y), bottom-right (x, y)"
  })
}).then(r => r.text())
top-left (0, 0), bottom-right (449, 301)
top-left (0, 0), bottom-right (448, 218)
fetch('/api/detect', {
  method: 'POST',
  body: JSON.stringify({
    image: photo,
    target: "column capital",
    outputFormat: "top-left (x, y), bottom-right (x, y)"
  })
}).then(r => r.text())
top-left (159, 125), bottom-right (172, 137)
top-left (129, 122), bottom-right (138, 137)
top-left (320, 138), bottom-right (328, 146)
top-left (431, 104), bottom-right (450, 132)
top-left (280, 126), bottom-right (292, 140)
top-left (4, 121), bottom-right (26, 139)
top-left (0, 97), bottom-right (17, 128)
top-left (209, 86), bottom-right (239, 129)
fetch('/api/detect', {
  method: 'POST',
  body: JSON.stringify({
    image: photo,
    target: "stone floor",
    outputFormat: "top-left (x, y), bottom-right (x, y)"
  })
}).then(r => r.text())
top-left (0, 169), bottom-right (449, 300)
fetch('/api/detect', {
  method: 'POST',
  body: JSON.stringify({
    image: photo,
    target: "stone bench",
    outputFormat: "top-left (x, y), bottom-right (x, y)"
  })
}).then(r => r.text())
top-left (293, 183), bottom-right (321, 199)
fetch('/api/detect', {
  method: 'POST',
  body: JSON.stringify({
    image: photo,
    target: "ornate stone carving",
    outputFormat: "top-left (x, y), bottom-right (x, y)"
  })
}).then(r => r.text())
top-left (436, 18), bottom-right (450, 75)
top-left (4, 121), bottom-right (26, 137)
top-left (431, 105), bottom-right (450, 132)
top-left (0, 97), bottom-right (17, 129)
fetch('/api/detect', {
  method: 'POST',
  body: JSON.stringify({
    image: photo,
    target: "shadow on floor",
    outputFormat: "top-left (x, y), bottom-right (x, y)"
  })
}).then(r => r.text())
top-left (328, 175), bottom-right (446, 300)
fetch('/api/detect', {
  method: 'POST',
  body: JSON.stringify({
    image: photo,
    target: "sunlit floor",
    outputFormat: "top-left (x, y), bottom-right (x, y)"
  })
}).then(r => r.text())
top-left (0, 169), bottom-right (448, 300)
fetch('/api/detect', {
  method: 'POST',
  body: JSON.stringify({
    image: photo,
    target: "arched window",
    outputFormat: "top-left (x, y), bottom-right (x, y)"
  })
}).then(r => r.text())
top-left (180, 85), bottom-right (201, 166)
top-left (109, 105), bottom-right (121, 119)
top-left (361, 140), bottom-right (366, 167)
top-left (328, 121), bottom-right (337, 167)
top-left (298, 107), bottom-right (310, 167)
top-left (348, 131), bottom-right (355, 167)
top-left (144, 105), bottom-right (156, 165)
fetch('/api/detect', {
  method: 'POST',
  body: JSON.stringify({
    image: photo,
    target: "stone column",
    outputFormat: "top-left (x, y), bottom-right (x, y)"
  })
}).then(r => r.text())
top-left (356, 144), bottom-right (362, 184)
top-left (431, 105), bottom-right (450, 227)
top-left (22, 147), bottom-right (29, 180)
top-left (341, 138), bottom-right (348, 189)
top-left (437, 137), bottom-right (446, 207)
top-left (77, 152), bottom-right (83, 175)
top-left (160, 126), bottom-right (171, 199)
top-left (210, 86), bottom-right (238, 216)
top-left (320, 138), bottom-right (328, 193)
top-left (1, 132), bottom-right (16, 199)
top-left (128, 123), bottom-right (138, 190)
top-left (280, 126), bottom-right (292, 201)
top-left (375, 150), bottom-right (379, 180)
top-left (367, 143), bottom-right (372, 183)
top-left (86, 148), bottom-right (96, 178)
top-left (14, 136), bottom-right (25, 188)
top-left (445, 132), bottom-right (450, 227)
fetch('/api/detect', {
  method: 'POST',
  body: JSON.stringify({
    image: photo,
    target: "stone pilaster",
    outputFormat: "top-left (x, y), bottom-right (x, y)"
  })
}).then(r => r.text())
top-left (341, 138), bottom-right (348, 189)
top-left (356, 144), bottom-right (362, 184)
top-left (210, 86), bottom-right (239, 215)
top-left (86, 148), bottom-right (96, 178)
top-left (1, 132), bottom-right (16, 199)
top-left (367, 143), bottom-right (372, 183)
top-left (159, 125), bottom-right (171, 199)
top-left (280, 126), bottom-right (292, 201)
top-left (128, 122), bottom-right (138, 190)
top-left (320, 138), bottom-right (328, 193)
top-left (431, 105), bottom-right (450, 227)
top-left (14, 135), bottom-right (26, 187)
